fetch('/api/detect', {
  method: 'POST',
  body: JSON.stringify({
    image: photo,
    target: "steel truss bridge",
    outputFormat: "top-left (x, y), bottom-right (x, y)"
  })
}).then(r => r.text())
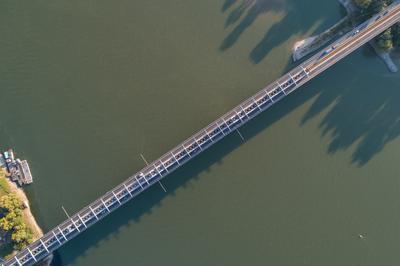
top-left (4, 2), bottom-right (400, 265)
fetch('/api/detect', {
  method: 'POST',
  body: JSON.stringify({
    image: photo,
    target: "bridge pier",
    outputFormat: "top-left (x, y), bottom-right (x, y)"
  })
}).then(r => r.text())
top-left (5, 2), bottom-right (400, 265)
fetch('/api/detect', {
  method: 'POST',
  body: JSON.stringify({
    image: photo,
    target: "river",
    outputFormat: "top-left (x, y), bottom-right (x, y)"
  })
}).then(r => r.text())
top-left (2, 0), bottom-right (400, 265)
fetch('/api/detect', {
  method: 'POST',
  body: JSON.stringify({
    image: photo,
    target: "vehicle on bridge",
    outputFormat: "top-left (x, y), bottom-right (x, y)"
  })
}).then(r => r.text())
top-left (319, 46), bottom-right (336, 59)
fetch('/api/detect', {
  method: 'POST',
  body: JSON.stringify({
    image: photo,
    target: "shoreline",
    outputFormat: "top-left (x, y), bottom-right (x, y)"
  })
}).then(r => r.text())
top-left (292, 0), bottom-right (399, 72)
top-left (0, 149), bottom-right (52, 265)
top-left (292, 17), bottom-right (352, 61)
top-left (338, 0), bottom-right (358, 14)
top-left (370, 41), bottom-right (399, 72)
top-left (1, 177), bottom-right (53, 265)
top-left (292, 0), bottom-right (355, 61)
top-left (4, 178), bottom-right (43, 241)
top-left (292, 36), bottom-right (317, 61)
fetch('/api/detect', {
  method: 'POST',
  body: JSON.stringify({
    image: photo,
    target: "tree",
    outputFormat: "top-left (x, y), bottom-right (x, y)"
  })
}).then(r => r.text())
top-left (0, 194), bottom-right (23, 213)
top-left (11, 227), bottom-right (32, 250)
top-left (391, 23), bottom-right (400, 46)
top-left (354, 0), bottom-right (373, 9)
top-left (376, 28), bottom-right (394, 51)
top-left (0, 193), bottom-right (32, 250)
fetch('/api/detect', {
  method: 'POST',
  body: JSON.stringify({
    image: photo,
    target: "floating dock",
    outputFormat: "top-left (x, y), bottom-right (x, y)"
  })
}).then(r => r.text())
top-left (1, 149), bottom-right (33, 186)
top-left (19, 160), bottom-right (33, 185)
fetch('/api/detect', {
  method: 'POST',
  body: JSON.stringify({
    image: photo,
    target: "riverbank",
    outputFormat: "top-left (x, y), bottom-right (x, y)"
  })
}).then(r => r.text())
top-left (0, 169), bottom-right (48, 263)
top-left (293, 0), bottom-right (356, 61)
top-left (292, 0), bottom-right (400, 72)
top-left (4, 177), bottom-right (43, 241)
top-left (370, 41), bottom-right (399, 72)
top-left (293, 17), bottom-right (351, 61)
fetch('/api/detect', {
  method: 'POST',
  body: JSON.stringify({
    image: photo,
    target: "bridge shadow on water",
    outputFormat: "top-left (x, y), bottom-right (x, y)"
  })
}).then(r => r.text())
top-left (52, 63), bottom-right (323, 265)
top-left (52, 101), bottom-right (296, 265)
top-left (53, 79), bottom-right (321, 265)
top-left (54, 3), bottom-right (400, 265)
top-left (220, 0), bottom-right (343, 64)
top-left (55, 50), bottom-right (400, 265)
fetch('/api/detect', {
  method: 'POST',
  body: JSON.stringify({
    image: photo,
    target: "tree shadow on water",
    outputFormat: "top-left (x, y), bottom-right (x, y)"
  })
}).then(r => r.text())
top-left (221, 0), bottom-right (239, 12)
top-left (53, 17), bottom-right (400, 266)
top-left (220, 0), bottom-right (285, 51)
top-left (220, 0), bottom-right (337, 64)
top-left (52, 55), bottom-right (400, 266)
top-left (301, 47), bottom-right (400, 165)
top-left (221, 0), bottom-right (400, 164)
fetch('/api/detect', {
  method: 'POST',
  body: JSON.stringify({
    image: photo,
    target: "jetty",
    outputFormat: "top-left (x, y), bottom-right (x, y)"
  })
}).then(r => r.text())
top-left (0, 149), bottom-right (33, 186)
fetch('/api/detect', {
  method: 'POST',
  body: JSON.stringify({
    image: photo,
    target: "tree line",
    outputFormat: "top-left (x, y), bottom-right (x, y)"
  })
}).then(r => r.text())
top-left (0, 194), bottom-right (33, 250)
top-left (354, 0), bottom-right (400, 51)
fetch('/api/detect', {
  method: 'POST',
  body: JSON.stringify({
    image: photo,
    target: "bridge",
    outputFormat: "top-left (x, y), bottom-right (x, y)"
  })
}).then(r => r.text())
top-left (4, 2), bottom-right (400, 265)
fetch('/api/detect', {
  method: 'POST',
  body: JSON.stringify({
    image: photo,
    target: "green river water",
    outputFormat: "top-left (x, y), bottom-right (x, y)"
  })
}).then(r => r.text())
top-left (2, 0), bottom-right (400, 265)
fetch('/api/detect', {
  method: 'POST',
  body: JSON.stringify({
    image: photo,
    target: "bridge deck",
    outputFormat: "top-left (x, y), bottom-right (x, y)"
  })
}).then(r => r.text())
top-left (4, 2), bottom-right (400, 265)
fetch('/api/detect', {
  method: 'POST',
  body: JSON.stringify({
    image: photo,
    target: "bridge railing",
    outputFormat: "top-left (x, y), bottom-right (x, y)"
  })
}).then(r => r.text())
top-left (6, 2), bottom-right (400, 265)
top-left (4, 67), bottom-right (310, 266)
